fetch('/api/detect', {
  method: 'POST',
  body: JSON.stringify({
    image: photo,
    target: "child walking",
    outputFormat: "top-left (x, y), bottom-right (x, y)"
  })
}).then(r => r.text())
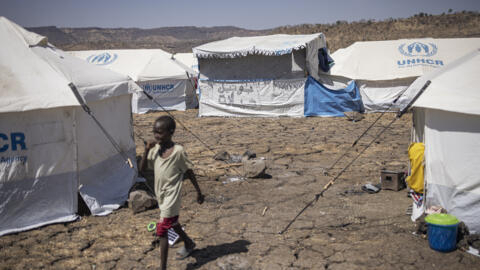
top-left (140, 115), bottom-right (204, 270)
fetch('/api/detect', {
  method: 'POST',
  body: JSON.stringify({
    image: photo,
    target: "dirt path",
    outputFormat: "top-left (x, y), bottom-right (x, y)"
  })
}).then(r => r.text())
top-left (1, 110), bottom-right (478, 269)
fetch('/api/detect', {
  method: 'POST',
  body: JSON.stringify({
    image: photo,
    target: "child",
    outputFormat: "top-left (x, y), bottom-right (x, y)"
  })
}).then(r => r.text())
top-left (139, 115), bottom-right (204, 269)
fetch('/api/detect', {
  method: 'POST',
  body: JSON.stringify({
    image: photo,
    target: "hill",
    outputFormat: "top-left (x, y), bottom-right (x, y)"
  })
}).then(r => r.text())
top-left (27, 11), bottom-right (480, 53)
top-left (28, 25), bottom-right (268, 52)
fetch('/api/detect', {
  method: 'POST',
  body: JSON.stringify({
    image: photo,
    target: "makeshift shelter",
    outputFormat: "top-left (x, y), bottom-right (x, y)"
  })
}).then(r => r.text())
top-left (329, 38), bottom-right (480, 112)
top-left (0, 17), bottom-right (138, 236)
top-left (69, 49), bottom-right (198, 113)
top-left (402, 48), bottom-right (480, 233)
top-left (193, 33), bottom-right (363, 117)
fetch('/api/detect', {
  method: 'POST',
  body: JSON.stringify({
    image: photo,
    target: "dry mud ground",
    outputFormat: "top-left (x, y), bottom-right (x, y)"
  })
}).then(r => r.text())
top-left (1, 110), bottom-right (479, 270)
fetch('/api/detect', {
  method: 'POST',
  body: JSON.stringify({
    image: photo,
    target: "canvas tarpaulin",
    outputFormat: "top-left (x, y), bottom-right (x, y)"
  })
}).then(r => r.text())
top-left (304, 76), bottom-right (364, 117)
top-left (193, 33), bottom-right (326, 58)
top-left (69, 49), bottom-right (198, 113)
top-left (194, 33), bottom-right (326, 82)
top-left (76, 95), bottom-right (136, 216)
top-left (407, 48), bottom-right (480, 233)
top-left (194, 33), bottom-right (334, 117)
top-left (329, 38), bottom-right (480, 112)
top-left (133, 79), bottom-right (196, 113)
top-left (0, 16), bottom-right (137, 235)
top-left (198, 78), bottom-right (306, 117)
top-left (421, 109), bottom-right (480, 234)
top-left (0, 107), bottom-right (78, 235)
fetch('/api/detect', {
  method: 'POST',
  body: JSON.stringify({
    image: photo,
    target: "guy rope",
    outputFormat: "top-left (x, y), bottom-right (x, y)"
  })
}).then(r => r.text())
top-left (279, 80), bottom-right (431, 234)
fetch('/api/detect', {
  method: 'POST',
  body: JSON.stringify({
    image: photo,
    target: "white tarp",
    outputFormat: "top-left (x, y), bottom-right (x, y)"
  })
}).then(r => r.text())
top-left (0, 17), bottom-right (137, 235)
top-left (173, 53), bottom-right (199, 74)
top-left (329, 38), bottom-right (480, 112)
top-left (194, 33), bottom-right (326, 117)
top-left (69, 49), bottom-right (198, 113)
top-left (406, 49), bottom-right (480, 115)
top-left (193, 33), bottom-right (325, 59)
top-left (194, 33), bottom-right (325, 81)
top-left (409, 48), bottom-right (480, 233)
top-left (199, 78), bottom-right (306, 117)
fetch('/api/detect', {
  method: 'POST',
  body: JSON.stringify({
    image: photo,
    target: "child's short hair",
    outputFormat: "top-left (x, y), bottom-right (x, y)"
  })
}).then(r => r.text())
top-left (155, 116), bottom-right (176, 134)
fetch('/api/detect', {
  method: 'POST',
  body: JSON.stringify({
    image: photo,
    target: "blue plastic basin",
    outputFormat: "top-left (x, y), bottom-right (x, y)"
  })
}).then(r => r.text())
top-left (427, 223), bottom-right (458, 252)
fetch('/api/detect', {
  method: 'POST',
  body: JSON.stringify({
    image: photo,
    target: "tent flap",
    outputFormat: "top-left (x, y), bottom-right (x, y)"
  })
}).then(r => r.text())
top-left (304, 76), bottom-right (364, 117)
top-left (423, 109), bottom-right (480, 233)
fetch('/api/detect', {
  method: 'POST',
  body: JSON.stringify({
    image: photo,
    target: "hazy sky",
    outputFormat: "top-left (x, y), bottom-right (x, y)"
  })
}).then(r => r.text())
top-left (1, 0), bottom-right (479, 29)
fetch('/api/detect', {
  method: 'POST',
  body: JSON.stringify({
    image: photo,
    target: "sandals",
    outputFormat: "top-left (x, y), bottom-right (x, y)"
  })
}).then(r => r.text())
top-left (176, 242), bottom-right (196, 260)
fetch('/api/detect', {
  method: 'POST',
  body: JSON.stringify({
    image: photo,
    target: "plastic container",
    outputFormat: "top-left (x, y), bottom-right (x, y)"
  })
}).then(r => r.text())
top-left (425, 213), bottom-right (460, 252)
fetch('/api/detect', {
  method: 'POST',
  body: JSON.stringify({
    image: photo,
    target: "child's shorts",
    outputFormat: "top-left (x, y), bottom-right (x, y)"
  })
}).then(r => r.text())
top-left (156, 216), bottom-right (179, 237)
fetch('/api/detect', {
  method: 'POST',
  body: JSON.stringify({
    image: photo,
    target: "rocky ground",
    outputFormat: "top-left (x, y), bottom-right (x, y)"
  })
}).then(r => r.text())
top-left (1, 110), bottom-right (479, 270)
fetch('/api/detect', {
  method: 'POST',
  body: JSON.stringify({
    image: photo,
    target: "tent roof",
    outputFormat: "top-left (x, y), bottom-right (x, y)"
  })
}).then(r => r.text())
top-left (330, 38), bottom-right (480, 81)
top-left (172, 52), bottom-right (199, 74)
top-left (0, 16), bottom-right (134, 113)
top-left (193, 33), bottom-right (325, 59)
top-left (69, 49), bottom-right (195, 81)
top-left (408, 48), bottom-right (480, 116)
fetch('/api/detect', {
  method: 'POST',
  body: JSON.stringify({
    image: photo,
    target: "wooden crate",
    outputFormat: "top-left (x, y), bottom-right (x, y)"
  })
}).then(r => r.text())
top-left (381, 170), bottom-right (406, 191)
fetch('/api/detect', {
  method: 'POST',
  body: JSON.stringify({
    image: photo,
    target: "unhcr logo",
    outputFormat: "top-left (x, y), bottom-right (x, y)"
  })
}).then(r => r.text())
top-left (86, 52), bottom-right (118, 66)
top-left (397, 41), bottom-right (443, 68)
top-left (398, 42), bottom-right (437, 57)
top-left (143, 84), bottom-right (175, 94)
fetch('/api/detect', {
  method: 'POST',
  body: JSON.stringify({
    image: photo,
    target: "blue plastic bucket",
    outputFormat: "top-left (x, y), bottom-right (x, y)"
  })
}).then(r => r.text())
top-left (425, 213), bottom-right (459, 252)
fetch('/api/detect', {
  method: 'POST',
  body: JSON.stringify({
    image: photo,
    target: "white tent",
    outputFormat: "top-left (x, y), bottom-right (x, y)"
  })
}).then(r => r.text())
top-left (69, 49), bottom-right (198, 113)
top-left (0, 17), bottom-right (138, 235)
top-left (193, 33), bottom-right (328, 117)
top-left (329, 38), bottom-right (480, 112)
top-left (403, 48), bottom-right (480, 233)
top-left (173, 53), bottom-right (199, 74)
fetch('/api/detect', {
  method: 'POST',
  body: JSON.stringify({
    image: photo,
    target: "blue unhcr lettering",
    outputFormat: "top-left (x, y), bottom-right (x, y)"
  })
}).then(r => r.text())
top-left (0, 132), bottom-right (27, 152)
top-left (11, 132), bottom-right (27, 151)
top-left (142, 84), bottom-right (175, 94)
top-left (397, 58), bottom-right (445, 68)
top-left (0, 133), bottom-right (8, 152)
top-left (0, 155), bottom-right (27, 164)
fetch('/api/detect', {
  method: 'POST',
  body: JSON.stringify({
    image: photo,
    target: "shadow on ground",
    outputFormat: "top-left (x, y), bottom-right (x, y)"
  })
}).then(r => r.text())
top-left (186, 240), bottom-right (251, 270)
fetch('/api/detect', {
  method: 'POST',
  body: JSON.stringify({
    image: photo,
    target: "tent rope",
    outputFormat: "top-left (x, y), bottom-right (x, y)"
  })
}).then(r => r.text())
top-left (324, 80), bottom-right (430, 175)
top-left (68, 83), bottom-right (133, 168)
top-left (279, 80), bottom-right (431, 234)
top-left (279, 115), bottom-right (398, 234)
top-left (141, 90), bottom-right (243, 176)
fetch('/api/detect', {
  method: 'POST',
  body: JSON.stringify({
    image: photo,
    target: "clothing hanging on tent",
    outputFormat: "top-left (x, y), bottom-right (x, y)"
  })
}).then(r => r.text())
top-left (406, 142), bottom-right (425, 194)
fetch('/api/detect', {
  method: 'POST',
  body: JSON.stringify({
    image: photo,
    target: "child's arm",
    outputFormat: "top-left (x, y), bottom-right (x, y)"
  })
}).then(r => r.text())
top-left (139, 141), bottom-right (156, 177)
top-left (184, 169), bottom-right (204, 204)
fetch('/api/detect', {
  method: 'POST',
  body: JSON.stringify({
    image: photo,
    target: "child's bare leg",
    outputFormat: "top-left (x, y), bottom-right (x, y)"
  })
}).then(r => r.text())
top-left (172, 224), bottom-right (195, 249)
top-left (159, 236), bottom-right (169, 270)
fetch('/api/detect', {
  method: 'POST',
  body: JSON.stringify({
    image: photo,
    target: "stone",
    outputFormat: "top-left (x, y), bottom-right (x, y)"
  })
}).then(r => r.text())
top-left (242, 150), bottom-right (257, 160)
top-left (243, 159), bottom-right (267, 178)
top-left (344, 111), bottom-right (365, 122)
top-left (128, 190), bottom-right (157, 214)
top-left (214, 151), bottom-right (231, 161)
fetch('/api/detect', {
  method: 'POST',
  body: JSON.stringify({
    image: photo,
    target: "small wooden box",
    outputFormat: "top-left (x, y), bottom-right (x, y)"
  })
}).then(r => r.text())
top-left (381, 170), bottom-right (406, 191)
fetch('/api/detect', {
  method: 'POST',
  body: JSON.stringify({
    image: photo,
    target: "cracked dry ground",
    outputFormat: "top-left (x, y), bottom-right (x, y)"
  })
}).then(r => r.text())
top-left (1, 110), bottom-right (479, 270)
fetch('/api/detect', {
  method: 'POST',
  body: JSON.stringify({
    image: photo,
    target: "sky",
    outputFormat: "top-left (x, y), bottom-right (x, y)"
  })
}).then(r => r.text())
top-left (1, 0), bottom-right (479, 30)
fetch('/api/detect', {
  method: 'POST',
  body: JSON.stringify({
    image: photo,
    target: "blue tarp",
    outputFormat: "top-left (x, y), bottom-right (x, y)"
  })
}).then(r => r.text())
top-left (304, 76), bottom-right (364, 117)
